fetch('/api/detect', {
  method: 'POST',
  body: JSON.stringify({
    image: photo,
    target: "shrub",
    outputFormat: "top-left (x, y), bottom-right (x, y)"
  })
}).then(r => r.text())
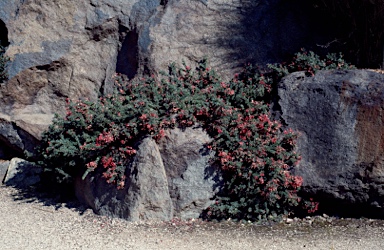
top-left (36, 55), bottom-right (332, 220)
top-left (201, 63), bottom-right (321, 221)
top-left (0, 45), bottom-right (9, 83)
top-left (268, 48), bottom-right (355, 78)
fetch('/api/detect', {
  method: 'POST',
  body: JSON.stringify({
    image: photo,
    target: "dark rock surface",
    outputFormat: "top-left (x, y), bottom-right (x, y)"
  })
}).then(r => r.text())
top-left (0, 118), bottom-right (39, 159)
top-left (278, 70), bottom-right (384, 217)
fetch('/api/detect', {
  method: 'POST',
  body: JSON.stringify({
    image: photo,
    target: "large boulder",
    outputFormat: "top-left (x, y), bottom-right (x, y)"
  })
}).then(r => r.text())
top-left (75, 127), bottom-right (219, 221)
top-left (278, 70), bottom-right (384, 217)
top-left (0, 0), bottom-right (340, 157)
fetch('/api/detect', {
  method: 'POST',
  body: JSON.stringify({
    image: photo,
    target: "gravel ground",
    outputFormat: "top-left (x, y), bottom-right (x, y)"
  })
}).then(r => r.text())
top-left (1, 185), bottom-right (384, 250)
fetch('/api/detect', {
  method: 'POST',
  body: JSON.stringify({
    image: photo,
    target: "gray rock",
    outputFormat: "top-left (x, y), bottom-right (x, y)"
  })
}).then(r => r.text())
top-left (0, 0), bottom-right (22, 23)
top-left (75, 127), bottom-right (219, 221)
top-left (278, 70), bottom-right (384, 216)
top-left (75, 137), bottom-right (174, 221)
top-left (3, 157), bottom-right (42, 188)
top-left (0, 160), bottom-right (10, 183)
top-left (157, 126), bottom-right (218, 219)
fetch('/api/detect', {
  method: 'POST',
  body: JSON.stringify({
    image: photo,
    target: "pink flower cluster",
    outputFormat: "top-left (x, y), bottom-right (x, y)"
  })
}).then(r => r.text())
top-left (96, 131), bottom-right (114, 146)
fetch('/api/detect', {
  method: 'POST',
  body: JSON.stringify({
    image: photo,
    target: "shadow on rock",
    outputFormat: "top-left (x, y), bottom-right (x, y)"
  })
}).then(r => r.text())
top-left (1, 157), bottom-right (89, 215)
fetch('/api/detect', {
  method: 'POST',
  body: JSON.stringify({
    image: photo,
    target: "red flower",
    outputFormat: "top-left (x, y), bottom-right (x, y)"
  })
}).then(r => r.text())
top-left (86, 161), bottom-right (97, 169)
top-left (96, 131), bottom-right (114, 146)
top-left (225, 88), bottom-right (235, 95)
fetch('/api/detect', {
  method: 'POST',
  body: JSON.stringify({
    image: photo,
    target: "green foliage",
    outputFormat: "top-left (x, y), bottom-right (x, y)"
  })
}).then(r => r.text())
top-left (0, 45), bottom-right (9, 83)
top-left (36, 63), bottom-right (313, 220)
top-left (36, 51), bottom-right (353, 220)
top-left (268, 49), bottom-right (355, 78)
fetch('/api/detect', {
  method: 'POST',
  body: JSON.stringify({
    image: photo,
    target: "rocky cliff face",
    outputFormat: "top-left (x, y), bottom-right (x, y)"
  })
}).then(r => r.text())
top-left (0, 0), bottom-right (336, 158)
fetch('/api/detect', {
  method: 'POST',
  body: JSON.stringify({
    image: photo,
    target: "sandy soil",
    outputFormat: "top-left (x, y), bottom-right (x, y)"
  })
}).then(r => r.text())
top-left (1, 185), bottom-right (384, 250)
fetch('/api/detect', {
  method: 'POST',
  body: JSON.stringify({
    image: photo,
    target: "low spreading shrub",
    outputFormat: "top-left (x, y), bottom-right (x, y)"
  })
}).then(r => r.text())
top-left (36, 50), bottom-right (352, 221)
top-left (268, 48), bottom-right (355, 78)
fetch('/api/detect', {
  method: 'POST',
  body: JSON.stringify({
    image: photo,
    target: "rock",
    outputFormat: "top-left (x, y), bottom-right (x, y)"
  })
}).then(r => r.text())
top-left (278, 69), bottom-right (384, 217)
top-left (76, 137), bottom-right (173, 221)
top-left (148, 0), bottom-right (340, 79)
top-left (0, 0), bottom-right (341, 158)
top-left (3, 157), bottom-right (42, 188)
top-left (0, 118), bottom-right (40, 159)
top-left (158, 126), bottom-right (218, 219)
top-left (285, 218), bottom-right (294, 224)
top-left (75, 127), bottom-right (219, 221)
top-left (0, 160), bottom-right (9, 183)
